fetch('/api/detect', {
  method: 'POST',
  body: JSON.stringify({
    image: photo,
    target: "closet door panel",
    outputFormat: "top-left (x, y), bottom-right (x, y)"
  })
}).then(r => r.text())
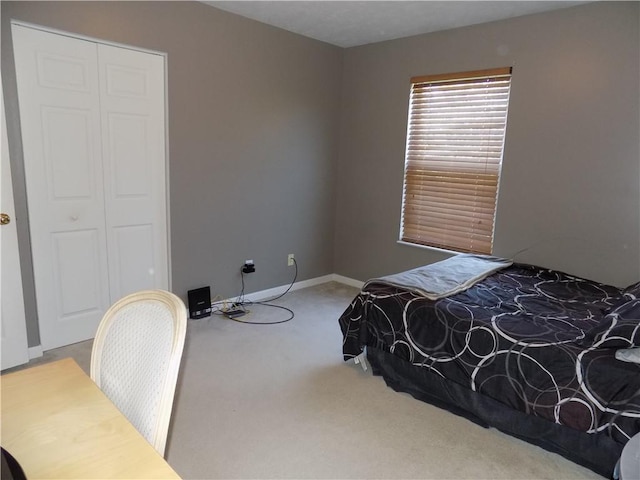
top-left (12, 25), bottom-right (110, 350)
top-left (42, 107), bottom-right (95, 199)
top-left (108, 114), bottom-right (149, 196)
top-left (98, 44), bottom-right (168, 301)
top-left (52, 229), bottom-right (104, 317)
top-left (113, 224), bottom-right (156, 295)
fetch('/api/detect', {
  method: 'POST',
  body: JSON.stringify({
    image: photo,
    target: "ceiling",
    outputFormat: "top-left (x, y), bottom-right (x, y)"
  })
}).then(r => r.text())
top-left (203, 1), bottom-right (589, 48)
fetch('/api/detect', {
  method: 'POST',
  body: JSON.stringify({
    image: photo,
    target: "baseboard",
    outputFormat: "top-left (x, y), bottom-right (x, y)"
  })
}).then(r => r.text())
top-left (237, 274), bottom-right (334, 303)
top-left (28, 345), bottom-right (43, 359)
top-left (331, 274), bottom-right (364, 288)
top-left (224, 273), bottom-right (363, 305)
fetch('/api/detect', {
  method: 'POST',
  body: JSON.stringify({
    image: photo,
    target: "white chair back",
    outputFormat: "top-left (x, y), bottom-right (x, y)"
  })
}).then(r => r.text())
top-left (90, 290), bottom-right (187, 456)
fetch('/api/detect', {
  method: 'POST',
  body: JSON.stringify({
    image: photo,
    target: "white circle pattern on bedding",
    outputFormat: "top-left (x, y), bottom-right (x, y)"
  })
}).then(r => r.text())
top-left (339, 263), bottom-right (640, 445)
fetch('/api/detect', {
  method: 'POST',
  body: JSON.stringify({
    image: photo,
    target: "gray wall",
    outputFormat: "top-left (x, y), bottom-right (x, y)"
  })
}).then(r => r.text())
top-left (334, 1), bottom-right (640, 287)
top-left (1, 1), bottom-right (342, 347)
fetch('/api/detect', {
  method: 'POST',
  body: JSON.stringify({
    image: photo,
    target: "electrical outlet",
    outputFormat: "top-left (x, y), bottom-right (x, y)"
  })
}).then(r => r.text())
top-left (287, 253), bottom-right (295, 267)
top-left (242, 259), bottom-right (255, 274)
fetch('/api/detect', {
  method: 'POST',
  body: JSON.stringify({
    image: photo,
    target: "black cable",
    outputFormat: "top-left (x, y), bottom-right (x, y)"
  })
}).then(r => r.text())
top-left (227, 303), bottom-right (294, 325)
top-left (253, 257), bottom-right (298, 304)
top-left (236, 266), bottom-right (247, 310)
top-left (229, 258), bottom-right (298, 325)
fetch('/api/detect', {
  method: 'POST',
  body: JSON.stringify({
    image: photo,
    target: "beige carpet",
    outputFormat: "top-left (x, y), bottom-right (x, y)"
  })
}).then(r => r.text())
top-left (23, 282), bottom-right (604, 479)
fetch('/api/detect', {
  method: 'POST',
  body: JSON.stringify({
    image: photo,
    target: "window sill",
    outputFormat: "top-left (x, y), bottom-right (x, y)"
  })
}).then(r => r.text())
top-left (396, 240), bottom-right (461, 257)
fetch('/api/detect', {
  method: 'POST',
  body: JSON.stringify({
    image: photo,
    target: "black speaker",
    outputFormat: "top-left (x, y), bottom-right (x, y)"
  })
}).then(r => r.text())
top-left (188, 286), bottom-right (211, 319)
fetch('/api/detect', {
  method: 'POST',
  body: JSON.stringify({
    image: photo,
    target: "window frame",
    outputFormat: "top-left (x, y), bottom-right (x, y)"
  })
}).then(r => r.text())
top-left (399, 67), bottom-right (512, 255)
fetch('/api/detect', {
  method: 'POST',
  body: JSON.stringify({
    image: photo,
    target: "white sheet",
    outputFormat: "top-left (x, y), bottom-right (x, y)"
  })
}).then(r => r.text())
top-left (365, 254), bottom-right (513, 300)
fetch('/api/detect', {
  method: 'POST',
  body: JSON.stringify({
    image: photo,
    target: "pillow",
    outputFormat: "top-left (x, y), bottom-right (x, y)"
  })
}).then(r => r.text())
top-left (615, 347), bottom-right (640, 364)
top-left (581, 299), bottom-right (640, 348)
top-left (623, 281), bottom-right (640, 300)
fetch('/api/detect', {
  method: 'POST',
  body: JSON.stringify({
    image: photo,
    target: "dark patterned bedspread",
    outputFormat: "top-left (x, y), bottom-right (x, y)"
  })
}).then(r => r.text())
top-left (339, 263), bottom-right (640, 444)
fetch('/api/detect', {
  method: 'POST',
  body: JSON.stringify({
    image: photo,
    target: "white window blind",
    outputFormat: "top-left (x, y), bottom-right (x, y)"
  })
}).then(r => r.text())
top-left (400, 67), bottom-right (512, 255)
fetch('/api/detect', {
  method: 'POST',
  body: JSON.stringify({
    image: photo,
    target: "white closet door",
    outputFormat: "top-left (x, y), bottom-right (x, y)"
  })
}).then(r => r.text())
top-left (98, 44), bottom-right (168, 299)
top-left (13, 24), bottom-right (169, 351)
top-left (13, 25), bottom-right (110, 350)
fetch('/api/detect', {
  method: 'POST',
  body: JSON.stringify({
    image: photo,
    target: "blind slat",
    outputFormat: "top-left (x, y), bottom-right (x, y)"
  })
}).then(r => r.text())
top-left (402, 223), bottom-right (494, 241)
top-left (402, 228), bottom-right (493, 246)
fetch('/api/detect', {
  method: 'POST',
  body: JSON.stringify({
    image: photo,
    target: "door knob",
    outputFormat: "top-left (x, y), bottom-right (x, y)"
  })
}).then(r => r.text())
top-left (0, 213), bottom-right (10, 225)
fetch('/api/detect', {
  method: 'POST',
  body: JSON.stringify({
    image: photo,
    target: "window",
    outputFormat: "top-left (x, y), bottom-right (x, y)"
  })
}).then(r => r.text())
top-left (400, 67), bottom-right (512, 255)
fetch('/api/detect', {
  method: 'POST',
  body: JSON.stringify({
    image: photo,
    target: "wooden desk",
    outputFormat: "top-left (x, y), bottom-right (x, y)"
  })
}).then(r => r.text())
top-left (1, 358), bottom-right (180, 479)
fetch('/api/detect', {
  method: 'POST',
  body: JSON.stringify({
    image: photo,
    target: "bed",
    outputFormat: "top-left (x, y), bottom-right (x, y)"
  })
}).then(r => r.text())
top-left (338, 255), bottom-right (640, 477)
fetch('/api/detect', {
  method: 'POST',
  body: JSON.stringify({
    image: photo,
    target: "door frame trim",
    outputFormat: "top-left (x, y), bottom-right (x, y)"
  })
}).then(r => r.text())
top-left (11, 20), bottom-right (167, 57)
